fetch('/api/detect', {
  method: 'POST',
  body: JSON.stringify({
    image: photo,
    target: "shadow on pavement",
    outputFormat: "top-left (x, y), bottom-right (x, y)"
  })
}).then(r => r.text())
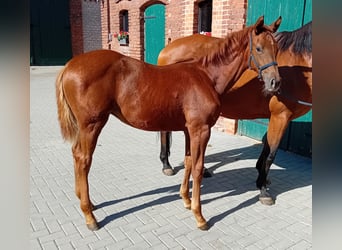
top-left (96, 143), bottom-right (311, 229)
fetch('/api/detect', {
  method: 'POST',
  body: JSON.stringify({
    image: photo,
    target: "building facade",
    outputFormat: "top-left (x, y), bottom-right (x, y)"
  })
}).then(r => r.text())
top-left (30, 0), bottom-right (311, 156)
top-left (99, 0), bottom-right (246, 63)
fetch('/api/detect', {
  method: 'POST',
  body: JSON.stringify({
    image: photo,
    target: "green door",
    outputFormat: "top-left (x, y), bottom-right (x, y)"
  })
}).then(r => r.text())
top-left (246, 0), bottom-right (312, 31)
top-left (144, 4), bottom-right (165, 65)
top-left (239, 0), bottom-right (312, 157)
top-left (30, 0), bottom-right (72, 65)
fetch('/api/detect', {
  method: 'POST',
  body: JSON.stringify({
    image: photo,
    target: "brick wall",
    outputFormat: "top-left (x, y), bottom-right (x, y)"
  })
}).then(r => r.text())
top-left (211, 0), bottom-right (246, 37)
top-left (82, 1), bottom-right (102, 52)
top-left (165, 1), bottom-right (186, 43)
top-left (69, 0), bottom-right (83, 56)
top-left (225, 0), bottom-right (247, 32)
top-left (98, 0), bottom-right (246, 59)
top-left (71, 0), bottom-right (247, 57)
top-left (100, 0), bottom-right (169, 60)
top-left (100, 0), bottom-right (110, 50)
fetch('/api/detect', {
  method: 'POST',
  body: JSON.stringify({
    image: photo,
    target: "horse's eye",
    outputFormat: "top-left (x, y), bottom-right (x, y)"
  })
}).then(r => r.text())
top-left (256, 47), bottom-right (262, 53)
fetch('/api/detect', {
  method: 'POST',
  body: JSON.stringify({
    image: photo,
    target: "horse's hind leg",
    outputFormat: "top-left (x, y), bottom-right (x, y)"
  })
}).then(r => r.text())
top-left (72, 118), bottom-right (108, 231)
top-left (256, 113), bottom-right (290, 205)
top-left (160, 131), bottom-right (212, 178)
top-left (160, 131), bottom-right (174, 176)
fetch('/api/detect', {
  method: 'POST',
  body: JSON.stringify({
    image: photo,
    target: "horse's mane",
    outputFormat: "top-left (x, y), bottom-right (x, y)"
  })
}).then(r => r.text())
top-left (275, 21), bottom-right (312, 55)
top-left (201, 26), bottom-right (253, 66)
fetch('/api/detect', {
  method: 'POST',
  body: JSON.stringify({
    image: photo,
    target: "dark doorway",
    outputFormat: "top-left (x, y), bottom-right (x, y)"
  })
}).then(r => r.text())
top-left (30, 0), bottom-right (72, 65)
top-left (198, 0), bottom-right (212, 33)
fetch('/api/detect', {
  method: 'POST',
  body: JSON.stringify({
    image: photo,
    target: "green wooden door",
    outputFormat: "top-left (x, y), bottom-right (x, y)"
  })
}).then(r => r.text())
top-left (30, 0), bottom-right (72, 65)
top-left (246, 0), bottom-right (312, 31)
top-left (144, 4), bottom-right (165, 65)
top-left (238, 0), bottom-right (312, 157)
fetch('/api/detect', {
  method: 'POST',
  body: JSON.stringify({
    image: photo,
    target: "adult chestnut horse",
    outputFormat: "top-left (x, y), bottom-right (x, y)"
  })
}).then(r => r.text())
top-left (56, 16), bottom-right (281, 231)
top-left (158, 21), bottom-right (312, 205)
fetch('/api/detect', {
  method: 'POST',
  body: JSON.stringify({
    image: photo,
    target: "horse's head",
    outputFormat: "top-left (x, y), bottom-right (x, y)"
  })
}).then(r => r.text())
top-left (249, 16), bottom-right (282, 95)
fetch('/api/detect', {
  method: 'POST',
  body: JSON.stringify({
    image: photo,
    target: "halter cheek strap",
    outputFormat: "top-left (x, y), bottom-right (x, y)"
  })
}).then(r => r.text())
top-left (248, 32), bottom-right (278, 79)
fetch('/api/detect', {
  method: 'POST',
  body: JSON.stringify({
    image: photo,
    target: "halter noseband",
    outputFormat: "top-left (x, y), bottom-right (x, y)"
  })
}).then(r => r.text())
top-left (248, 32), bottom-right (278, 79)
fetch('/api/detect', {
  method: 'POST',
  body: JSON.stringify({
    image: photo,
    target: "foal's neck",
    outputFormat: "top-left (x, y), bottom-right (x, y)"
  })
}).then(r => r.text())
top-left (204, 38), bottom-right (250, 95)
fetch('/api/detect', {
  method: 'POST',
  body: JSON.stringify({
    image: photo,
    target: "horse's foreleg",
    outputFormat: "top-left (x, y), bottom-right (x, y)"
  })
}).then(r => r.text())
top-left (72, 119), bottom-right (107, 231)
top-left (160, 131), bottom-right (174, 175)
top-left (188, 125), bottom-right (210, 230)
top-left (256, 113), bottom-right (290, 205)
top-left (256, 140), bottom-right (275, 205)
top-left (256, 139), bottom-right (270, 189)
top-left (180, 130), bottom-right (191, 209)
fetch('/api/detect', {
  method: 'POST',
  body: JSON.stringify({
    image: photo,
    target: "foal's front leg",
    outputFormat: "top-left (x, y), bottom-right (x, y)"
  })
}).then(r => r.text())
top-left (188, 125), bottom-right (210, 230)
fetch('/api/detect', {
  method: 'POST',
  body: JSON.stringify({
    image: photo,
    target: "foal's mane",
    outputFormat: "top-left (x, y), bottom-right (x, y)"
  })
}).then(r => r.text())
top-left (201, 26), bottom-right (253, 66)
top-left (275, 21), bottom-right (312, 55)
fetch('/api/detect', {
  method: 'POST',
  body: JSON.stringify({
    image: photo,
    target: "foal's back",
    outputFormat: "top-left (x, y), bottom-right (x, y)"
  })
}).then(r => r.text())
top-left (62, 50), bottom-right (220, 132)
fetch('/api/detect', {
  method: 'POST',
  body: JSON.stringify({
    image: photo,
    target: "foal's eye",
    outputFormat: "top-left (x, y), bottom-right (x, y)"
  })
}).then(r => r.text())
top-left (256, 47), bottom-right (262, 53)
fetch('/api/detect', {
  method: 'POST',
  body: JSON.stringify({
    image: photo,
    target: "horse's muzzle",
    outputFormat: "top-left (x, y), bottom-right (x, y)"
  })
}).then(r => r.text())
top-left (271, 78), bottom-right (281, 91)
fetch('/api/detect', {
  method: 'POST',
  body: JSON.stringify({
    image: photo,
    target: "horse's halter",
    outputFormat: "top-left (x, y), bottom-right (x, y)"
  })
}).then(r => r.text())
top-left (248, 32), bottom-right (278, 80)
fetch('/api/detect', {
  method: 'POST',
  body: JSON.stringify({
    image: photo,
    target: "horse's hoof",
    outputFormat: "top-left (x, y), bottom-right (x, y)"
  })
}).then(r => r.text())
top-left (87, 222), bottom-right (99, 231)
top-left (203, 168), bottom-right (212, 178)
top-left (259, 195), bottom-right (274, 206)
top-left (198, 222), bottom-right (209, 231)
top-left (162, 167), bottom-right (175, 176)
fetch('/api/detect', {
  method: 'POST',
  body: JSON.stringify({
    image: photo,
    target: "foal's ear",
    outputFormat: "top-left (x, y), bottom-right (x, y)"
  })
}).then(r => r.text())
top-left (254, 16), bottom-right (265, 35)
top-left (269, 16), bottom-right (282, 33)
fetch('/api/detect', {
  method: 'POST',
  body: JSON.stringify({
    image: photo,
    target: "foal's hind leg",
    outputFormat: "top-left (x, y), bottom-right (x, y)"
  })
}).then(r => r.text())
top-left (180, 130), bottom-right (192, 209)
top-left (256, 113), bottom-right (290, 205)
top-left (72, 119), bottom-right (107, 230)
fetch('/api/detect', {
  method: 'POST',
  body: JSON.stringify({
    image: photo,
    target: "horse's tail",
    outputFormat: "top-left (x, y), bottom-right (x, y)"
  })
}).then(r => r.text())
top-left (55, 65), bottom-right (79, 144)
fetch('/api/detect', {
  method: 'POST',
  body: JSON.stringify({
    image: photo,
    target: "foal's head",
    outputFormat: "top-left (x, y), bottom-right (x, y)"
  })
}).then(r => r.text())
top-left (249, 16), bottom-right (282, 95)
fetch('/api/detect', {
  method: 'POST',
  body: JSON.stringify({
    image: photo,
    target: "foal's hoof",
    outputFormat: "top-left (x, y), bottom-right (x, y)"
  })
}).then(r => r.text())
top-left (184, 204), bottom-right (191, 210)
top-left (87, 222), bottom-right (99, 231)
top-left (183, 200), bottom-right (191, 210)
top-left (259, 195), bottom-right (274, 206)
top-left (198, 222), bottom-right (209, 231)
top-left (162, 167), bottom-right (175, 176)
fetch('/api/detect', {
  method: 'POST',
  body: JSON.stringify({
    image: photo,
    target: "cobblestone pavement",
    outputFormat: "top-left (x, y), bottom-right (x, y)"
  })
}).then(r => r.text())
top-left (30, 67), bottom-right (312, 249)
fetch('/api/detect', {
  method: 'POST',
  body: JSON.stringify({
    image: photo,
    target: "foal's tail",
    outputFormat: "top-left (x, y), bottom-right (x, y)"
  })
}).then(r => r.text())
top-left (55, 65), bottom-right (79, 144)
